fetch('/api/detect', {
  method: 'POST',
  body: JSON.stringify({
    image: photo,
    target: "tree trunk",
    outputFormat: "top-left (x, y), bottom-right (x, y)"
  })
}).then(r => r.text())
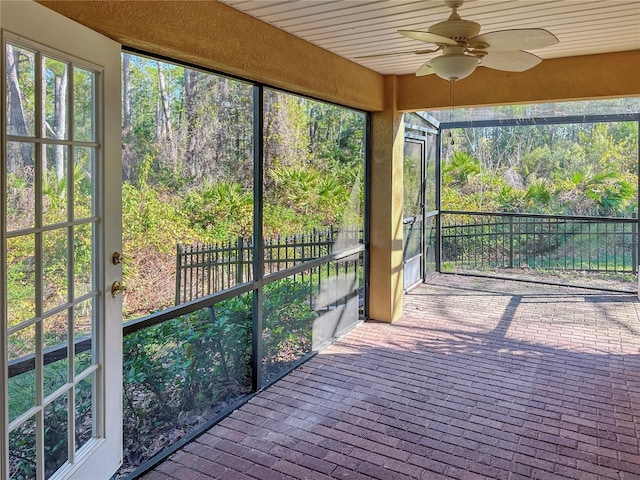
top-left (122, 54), bottom-right (134, 181)
top-left (122, 55), bottom-right (132, 135)
top-left (157, 61), bottom-right (177, 171)
top-left (6, 46), bottom-right (32, 171)
top-left (184, 68), bottom-right (201, 180)
top-left (157, 62), bottom-right (172, 140)
top-left (155, 102), bottom-right (162, 143)
top-left (53, 66), bottom-right (68, 182)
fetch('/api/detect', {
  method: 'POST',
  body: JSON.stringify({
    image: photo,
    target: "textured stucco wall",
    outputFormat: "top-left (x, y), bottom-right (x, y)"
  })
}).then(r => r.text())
top-left (397, 50), bottom-right (640, 111)
top-left (38, 0), bottom-right (385, 112)
top-left (369, 76), bottom-right (405, 323)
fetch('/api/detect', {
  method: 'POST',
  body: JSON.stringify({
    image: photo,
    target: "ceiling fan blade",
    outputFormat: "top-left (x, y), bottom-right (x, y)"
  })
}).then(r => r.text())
top-left (416, 62), bottom-right (435, 77)
top-left (398, 30), bottom-right (457, 46)
top-left (355, 48), bottom-right (440, 59)
top-left (470, 29), bottom-right (559, 51)
top-left (480, 50), bottom-right (542, 72)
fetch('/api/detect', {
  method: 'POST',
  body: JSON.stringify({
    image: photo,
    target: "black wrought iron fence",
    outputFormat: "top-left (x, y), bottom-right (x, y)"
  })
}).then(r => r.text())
top-left (175, 225), bottom-right (362, 304)
top-left (7, 226), bottom-right (363, 381)
top-left (442, 211), bottom-right (638, 274)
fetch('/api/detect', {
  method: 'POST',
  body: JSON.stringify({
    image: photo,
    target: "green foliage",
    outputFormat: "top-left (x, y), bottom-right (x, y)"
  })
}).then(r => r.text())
top-left (124, 305), bottom-right (249, 412)
top-left (262, 278), bottom-right (315, 368)
top-left (496, 177), bottom-right (551, 213)
top-left (307, 102), bottom-right (365, 166)
top-left (123, 181), bottom-right (195, 253)
top-left (122, 296), bottom-right (251, 461)
top-left (443, 151), bottom-right (480, 187)
top-left (555, 164), bottom-right (635, 216)
top-left (441, 114), bottom-right (638, 278)
top-left (269, 165), bottom-right (349, 224)
top-left (443, 120), bottom-right (637, 217)
top-left (121, 277), bottom-right (314, 466)
top-left (183, 181), bottom-right (253, 242)
top-left (264, 91), bottom-right (311, 169)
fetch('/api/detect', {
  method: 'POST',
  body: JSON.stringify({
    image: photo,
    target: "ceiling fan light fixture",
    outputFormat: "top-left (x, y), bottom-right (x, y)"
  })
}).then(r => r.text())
top-left (390, 0), bottom-right (559, 79)
top-left (430, 54), bottom-right (479, 81)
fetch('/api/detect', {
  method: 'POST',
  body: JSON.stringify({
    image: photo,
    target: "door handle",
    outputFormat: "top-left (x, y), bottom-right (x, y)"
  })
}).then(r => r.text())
top-left (111, 281), bottom-right (127, 298)
top-left (112, 251), bottom-right (123, 265)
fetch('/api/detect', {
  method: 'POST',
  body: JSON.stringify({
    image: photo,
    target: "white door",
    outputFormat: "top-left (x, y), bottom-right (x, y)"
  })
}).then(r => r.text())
top-left (1, 2), bottom-right (122, 479)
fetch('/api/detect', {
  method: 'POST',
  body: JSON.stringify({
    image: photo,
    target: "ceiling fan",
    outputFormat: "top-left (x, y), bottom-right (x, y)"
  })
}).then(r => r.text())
top-left (365, 0), bottom-right (559, 81)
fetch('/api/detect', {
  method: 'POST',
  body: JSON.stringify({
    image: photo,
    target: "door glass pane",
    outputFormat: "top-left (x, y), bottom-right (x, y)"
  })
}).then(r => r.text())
top-left (6, 141), bottom-right (35, 231)
top-left (75, 375), bottom-right (94, 451)
top-left (403, 137), bottom-right (424, 289)
top-left (404, 219), bottom-right (422, 262)
top-left (43, 310), bottom-right (69, 397)
top-left (5, 44), bottom-right (35, 137)
top-left (7, 235), bottom-right (36, 327)
top-left (73, 147), bottom-right (93, 219)
top-left (425, 135), bottom-right (437, 212)
top-left (73, 224), bottom-right (93, 298)
top-left (9, 417), bottom-right (37, 480)
top-left (8, 325), bottom-right (36, 423)
top-left (43, 56), bottom-right (69, 141)
top-left (73, 299), bottom-right (93, 377)
top-left (44, 393), bottom-right (69, 479)
top-left (8, 373), bottom-right (36, 425)
top-left (43, 144), bottom-right (69, 225)
top-left (403, 140), bottom-right (423, 219)
top-left (73, 68), bottom-right (94, 142)
top-left (42, 228), bottom-right (68, 313)
top-left (424, 215), bottom-right (437, 276)
top-left (7, 324), bottom-right (35, 363)
top-left (42, 310), bottom-right (69, 352)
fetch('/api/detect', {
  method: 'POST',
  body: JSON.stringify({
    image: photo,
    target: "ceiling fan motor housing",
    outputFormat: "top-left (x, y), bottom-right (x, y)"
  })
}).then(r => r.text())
top-left (429, 19), bottom-right (481, 43)
top-left (444, 0), bottom-right (465, 9)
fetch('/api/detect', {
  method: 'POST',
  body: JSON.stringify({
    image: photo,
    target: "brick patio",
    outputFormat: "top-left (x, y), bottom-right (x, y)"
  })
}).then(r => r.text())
top-left (143, 274), bottom-right (640, 480)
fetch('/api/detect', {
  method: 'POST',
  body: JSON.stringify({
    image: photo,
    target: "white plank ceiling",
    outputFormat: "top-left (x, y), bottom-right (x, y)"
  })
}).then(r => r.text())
top-left (218, 0), bottom-right (640, 76)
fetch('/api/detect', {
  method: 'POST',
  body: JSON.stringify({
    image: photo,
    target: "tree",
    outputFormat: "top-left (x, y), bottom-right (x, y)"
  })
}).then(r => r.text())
top-left (122, 53), bottom-right (134, 179)
top-left (48, 59), bottom-right (68, 181)
top-left (443, 117), bottom-right (638, 217)
top-left (264, 90), bottom-right (310, 172)
top-left (156, 61), bottom-right (177, 170)
top-left (6, 45), bottom-right (33, 172)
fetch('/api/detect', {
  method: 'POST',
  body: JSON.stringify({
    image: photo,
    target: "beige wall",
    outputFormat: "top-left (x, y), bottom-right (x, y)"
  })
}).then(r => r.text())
top-left (397, 50), bottom-right (640, 111)
top-left (369, 77), bottom-right (405, 323)
top-left (38, 0), bottom-right (385, 112)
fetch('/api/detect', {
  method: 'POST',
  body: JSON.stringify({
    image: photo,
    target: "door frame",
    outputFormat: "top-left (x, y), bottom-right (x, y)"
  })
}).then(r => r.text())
top-left (1, 2), bottom-right (122, 478)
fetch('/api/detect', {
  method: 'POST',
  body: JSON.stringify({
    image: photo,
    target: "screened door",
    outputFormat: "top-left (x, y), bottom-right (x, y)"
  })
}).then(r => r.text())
top-left (403, 113), bottom-right (439, 290)
top-left (2, 2), bottom-right (122, 479)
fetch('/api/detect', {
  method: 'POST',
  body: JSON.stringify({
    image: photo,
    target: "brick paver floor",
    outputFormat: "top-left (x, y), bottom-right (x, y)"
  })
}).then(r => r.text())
top-left (143, 274), bottom-right (640, 480)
